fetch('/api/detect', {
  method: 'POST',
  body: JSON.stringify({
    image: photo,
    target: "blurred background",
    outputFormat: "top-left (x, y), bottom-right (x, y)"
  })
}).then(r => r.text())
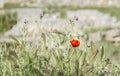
top-left (0, 0), bottom-right (120, 65)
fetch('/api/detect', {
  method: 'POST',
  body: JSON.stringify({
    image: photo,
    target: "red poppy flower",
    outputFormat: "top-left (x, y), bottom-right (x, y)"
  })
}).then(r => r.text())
top-left (70, 39), bottom-right (80, 47)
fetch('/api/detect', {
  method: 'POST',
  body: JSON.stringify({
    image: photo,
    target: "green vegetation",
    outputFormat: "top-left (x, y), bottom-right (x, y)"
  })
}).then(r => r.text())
top-left (83, 26), bottom-right (120, 63)
top-left (0, 4), bottom-right (120, 75)
top-left (92, 7), bottom-right (120, 21)
top-left (4, 3), bottom-right (21, 9)
top-left (83, 27), bottom-right (120, 63)
top-left (3, 2), bottom-right (36, 9)
top-left (82, 26), bottom-right (120, 35)
top-left (2, 4), bottom-right (120, 19)
top-left (43, 5), bottom-right (120, 20)
top-left (0, 12), bottom-right (17, 34)
top-left (97, 41), bottom-right (120, 64)
top-left (81, 7), bottom-right (120, 21)
top-left (0, 25), bottom-right (120, 76)
top-left (83, 26), bottom-right (113, 34)
top-left (88, 27), bottom-right (120, 65)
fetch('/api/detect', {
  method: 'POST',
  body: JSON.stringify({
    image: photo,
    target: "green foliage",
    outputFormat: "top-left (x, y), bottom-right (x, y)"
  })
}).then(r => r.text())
top-left (94, 7), bottom-right (120, 21)
top-left (0, 27), bottom-right (120, 76)
top-left (0, 12), bottom-right (17, 33)
top-left (96, 41), bottom-right (120, 64)
top-left (3, 3), bottom-right (35, 9)
top-left (4, 3), bottom-right (21, 9)
top-left (83, 26), bottom-right (113, 34)
top-left (0, 5), bottom-right (120, 75)
top-left (43, 5), bottom-right (120, 20)
top-left (2, 3), bottom-right (120, 19)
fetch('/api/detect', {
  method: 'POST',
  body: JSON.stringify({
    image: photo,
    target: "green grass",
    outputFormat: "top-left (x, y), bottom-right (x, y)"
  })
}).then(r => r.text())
top-left (80, 7), bottom-right (120, 21)
top-left (2, 4), bottom-right (120, 19)
top-left (43, 5), bottom-right (120, 20)
top-left (83, 26), bottom-right (113, 34)
top-left (3, 0), bottom-right (35, 9)
top-left (83, 26), bottom-right (120, 64)
top-left (97, 41), bottom-right (120, 64)
top-left (0, 25), bottom-right (120, 76)
top-left (93, 7), bottom-right (120, 21)
top-left (0, 5), bottom-right (120, 75)
top-left (0, 12), bottom-right (17, 34)
top-left (82, 26), bottom-right (120, 35)
top-left (4, 3), bottom-right (21, 9)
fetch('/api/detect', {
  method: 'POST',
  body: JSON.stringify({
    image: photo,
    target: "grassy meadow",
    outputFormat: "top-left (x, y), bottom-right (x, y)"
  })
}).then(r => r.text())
top-left (0, 12), bottom-right (17, 34)
top-left (0, 26), bottom-right (120, 76)
top-left (0, 5), bottom-right (120, 76)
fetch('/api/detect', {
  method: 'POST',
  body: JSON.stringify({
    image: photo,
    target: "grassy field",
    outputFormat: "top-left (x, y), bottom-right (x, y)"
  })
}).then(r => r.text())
top-left (0, 23), bottom-right (120, 76)
top-left (0, 5), bottom-right (120, 76)
top-left (2, 3), bottom-right (120, 19)
top-left (0, 12), bottom-right (17, 34)
top-left (83, 26), bottom-right (120, 65)
top-left (42, 5), bottom-right (120, 20)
